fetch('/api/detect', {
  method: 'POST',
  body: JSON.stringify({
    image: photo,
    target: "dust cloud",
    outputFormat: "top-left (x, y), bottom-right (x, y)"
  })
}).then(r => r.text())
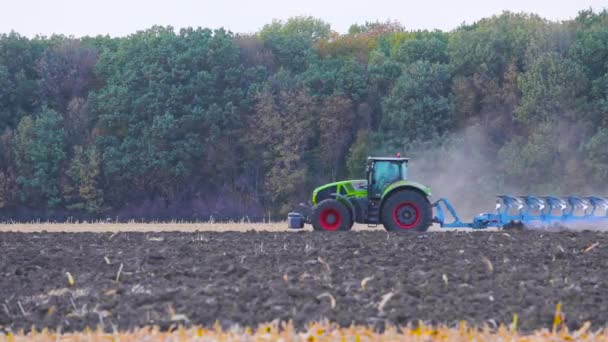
top-left (390, 124), bottom-right (608, 230)
top-left (404, 124), bottom-right (502, 219)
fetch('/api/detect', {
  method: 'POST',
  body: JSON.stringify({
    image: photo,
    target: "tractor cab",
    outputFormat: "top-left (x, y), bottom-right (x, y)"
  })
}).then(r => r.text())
top-left (366, 157), bottom-right (409, 198)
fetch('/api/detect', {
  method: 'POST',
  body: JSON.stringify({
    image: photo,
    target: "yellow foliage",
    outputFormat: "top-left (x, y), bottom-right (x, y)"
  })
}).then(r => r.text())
top-left (65, 272), bottom-right (75, 287)
top-left (0, 319), bottom-right (606, 342)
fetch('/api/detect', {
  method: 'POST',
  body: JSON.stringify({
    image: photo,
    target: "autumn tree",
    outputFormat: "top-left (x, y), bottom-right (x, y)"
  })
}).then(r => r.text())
top-left (63, 145), bottom-right (105, 213)
top-left (247, 81), bottom-right (317, 214)
top-left (318, 96), bottom-right (356, 180)
top-left (36, 39), bottom-right (98, 112)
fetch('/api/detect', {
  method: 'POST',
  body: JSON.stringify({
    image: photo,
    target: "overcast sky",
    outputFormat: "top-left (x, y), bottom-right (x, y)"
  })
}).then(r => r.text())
top-left (2, 0), bottom-right (606, 37)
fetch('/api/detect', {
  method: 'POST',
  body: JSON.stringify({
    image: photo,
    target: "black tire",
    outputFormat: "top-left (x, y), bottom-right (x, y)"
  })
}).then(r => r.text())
top-left (311, 199), bottom-right (353, 231)
top-left (503, 220), bottom-right (525, 231)
top-left (381, 190), bottom-right (432, 232)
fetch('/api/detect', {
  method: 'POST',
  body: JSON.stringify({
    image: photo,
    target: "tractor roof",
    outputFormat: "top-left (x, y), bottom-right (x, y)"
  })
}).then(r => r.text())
top-left (367, 157), bottom-right (409, 162)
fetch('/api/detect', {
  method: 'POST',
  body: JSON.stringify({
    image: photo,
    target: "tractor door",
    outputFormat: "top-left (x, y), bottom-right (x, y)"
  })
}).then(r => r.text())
top-left (369, 161), bottom-right (402, 198)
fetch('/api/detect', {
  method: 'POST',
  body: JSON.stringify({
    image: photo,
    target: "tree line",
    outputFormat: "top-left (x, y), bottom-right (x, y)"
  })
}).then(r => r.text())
top-left (0, 10), bottom-right (607, 221)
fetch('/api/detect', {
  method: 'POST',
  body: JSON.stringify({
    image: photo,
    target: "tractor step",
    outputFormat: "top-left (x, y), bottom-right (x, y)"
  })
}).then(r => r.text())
top-left (367, 200), bottom-right (380, 225)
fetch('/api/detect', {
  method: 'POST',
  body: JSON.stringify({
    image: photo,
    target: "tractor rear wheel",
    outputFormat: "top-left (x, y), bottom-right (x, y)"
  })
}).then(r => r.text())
top-left (311, 199), bottom-right (353, 231)
top-left (381, 190), bottom-right (432, 232)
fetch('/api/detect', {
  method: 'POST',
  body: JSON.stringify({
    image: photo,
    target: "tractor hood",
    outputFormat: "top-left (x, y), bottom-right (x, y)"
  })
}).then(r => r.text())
top-left (312, 180), bottom-right (367, 204)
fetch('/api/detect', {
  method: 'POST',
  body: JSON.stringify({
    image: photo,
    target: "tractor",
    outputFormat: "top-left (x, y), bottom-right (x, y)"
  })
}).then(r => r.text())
top-left (288, 156), bottom-right (433, 231)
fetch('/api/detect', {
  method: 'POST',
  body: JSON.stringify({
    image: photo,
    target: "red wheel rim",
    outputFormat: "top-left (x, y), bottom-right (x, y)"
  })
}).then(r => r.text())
top-left (393, 202), bottom-right (420, 229)
top-left (319, 208), bottom-right (342, 231)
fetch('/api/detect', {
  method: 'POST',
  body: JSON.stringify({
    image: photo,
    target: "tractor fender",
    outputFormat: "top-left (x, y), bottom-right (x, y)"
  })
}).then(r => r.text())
top-left (381, 180), bottom-right (432, 199)
top-left (330, 193), bottom-right (356, 221)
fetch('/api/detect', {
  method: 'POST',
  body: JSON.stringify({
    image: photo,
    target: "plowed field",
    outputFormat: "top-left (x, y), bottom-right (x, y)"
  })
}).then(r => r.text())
top-left (1, 229), bottom-right (607, 335)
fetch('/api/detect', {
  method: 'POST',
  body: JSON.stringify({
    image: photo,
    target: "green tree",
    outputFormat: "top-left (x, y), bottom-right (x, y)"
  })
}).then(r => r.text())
top-left (0, 171), bottom-right (16, 208)
top-left (569, 10), bottom-right (608, 124)
top-left (497, 120), bottom-right (590, 193)
top-left (0, 130), bottom-right (17, 208)
top-left (346, 130), bottom-right (370, 178)
top-left (260, 16), bottom-right (331, 43)
top-left (301, 57), bottom-right (368, 101)
top-left (582, 128), bottom-right (608, 186)
top-left (447, 12), bottom-right (553, 130)
top-left (13, 108), bottom-right (66, 207)
top-left (517, 52), bottom-right (588, 123)
top-left (0, 32), bottom-right (47, 131)
top-left (449, 12), bottom-right (550, 80)
top-left (259, 16), bottom-right (331, 72)
top-left (570, 10), bottom-right (608, 80)
top-left (395, 31), bottom-right (449, 64)
top-left (381, 61), bottom-right (454, 145)
top-left (90, 26), bottom-right (247, 203)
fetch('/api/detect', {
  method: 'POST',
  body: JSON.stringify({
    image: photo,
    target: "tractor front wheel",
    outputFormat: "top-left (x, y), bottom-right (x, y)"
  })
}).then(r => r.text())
top-left (381, 190), bottom-right (432, 232)
top-left (311, 199), bottom-right (353, 231)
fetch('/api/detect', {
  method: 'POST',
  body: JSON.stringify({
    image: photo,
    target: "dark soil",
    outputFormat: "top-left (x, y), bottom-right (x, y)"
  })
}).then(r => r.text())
top-left (1, 230), bottom-right (608, 332)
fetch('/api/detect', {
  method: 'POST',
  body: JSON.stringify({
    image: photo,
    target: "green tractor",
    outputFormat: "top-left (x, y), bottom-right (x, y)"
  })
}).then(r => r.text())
top-left (288, 156), bottom-right (433, 232)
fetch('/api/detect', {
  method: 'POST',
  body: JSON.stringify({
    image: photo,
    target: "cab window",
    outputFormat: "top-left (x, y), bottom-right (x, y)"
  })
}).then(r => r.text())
top-left (372, 161), bottom-right (401, 196)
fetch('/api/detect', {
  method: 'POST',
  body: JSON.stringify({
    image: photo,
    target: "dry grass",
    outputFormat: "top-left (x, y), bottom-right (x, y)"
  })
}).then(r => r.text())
top-left (0, 221), bottom-right (482, 233)
top-left (1, 320), bottom-right (606, 342)
top-left (0, 221), bottom-right (297, 233)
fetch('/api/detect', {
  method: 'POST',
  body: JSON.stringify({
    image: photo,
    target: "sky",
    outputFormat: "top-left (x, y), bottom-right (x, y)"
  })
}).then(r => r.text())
top-left (1, 0), bottom-right (607, 37)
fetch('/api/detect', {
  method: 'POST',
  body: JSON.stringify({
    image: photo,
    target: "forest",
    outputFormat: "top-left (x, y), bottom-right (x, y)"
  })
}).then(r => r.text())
top-left (0, 10), bottom-right (607, 221)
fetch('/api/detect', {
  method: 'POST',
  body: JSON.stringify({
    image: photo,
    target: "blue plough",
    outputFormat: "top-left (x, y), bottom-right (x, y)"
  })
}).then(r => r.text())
top-left (433, 195), bottom-right (608, 229)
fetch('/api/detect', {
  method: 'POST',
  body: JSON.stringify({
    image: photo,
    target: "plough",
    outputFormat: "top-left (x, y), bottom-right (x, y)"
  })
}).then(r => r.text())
top-left (434, 195), bottom-right (608, 229)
